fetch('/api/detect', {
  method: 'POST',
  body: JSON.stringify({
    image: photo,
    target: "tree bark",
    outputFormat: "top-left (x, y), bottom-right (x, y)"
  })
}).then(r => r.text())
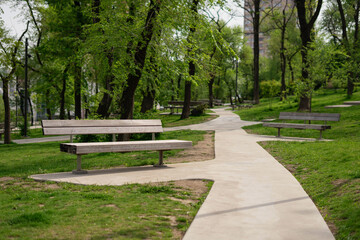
top-left (295, 0), bottom-right (322, 111)
top-left (60, 65), bottom-right (69, 119)
top-left (252, 0), bottom-right (260, 104)
top-left (280, 11), bottom-right (287, 100)
top-left (96, 51), bottom-right (115, 118)
top-left (208, 75), bottom-right (215, 108)
top-left (2, 79), bottom-right (11, 144)
top-left (181, 0), bottom-right (199, 119)
top-left (119, 0), bottom-right (161, 121)
top-left (141, 88), bottom-right (156, 113)
top-left (74, 63), bottom-right (82, 119)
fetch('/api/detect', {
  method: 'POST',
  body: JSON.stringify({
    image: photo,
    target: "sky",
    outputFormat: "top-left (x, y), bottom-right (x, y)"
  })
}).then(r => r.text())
top-left (0, 1), bottom-right (243, 39)
top-left (0, 2), bottom-right (28, 37)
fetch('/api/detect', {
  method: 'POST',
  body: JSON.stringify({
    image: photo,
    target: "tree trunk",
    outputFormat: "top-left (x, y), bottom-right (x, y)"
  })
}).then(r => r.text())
top-left (181, 80), bottom-right (192, 119)
top-left (45, 90), bottom-right (52, 120)
top-left (141, 88), bottom-right (156, 113)
top-left (96, 52), bottom-right (115, 118)
top-left (280, 21), bottom-right (287, 100)
top-left (253, 0), bottom-right (260, 104)
top-left (177, 74), bottom-right (182, 99)
top-left (181, 0), bottom-right (199, 119)
top-left (208, 75), bottom-right (215, 108)
top-left (74, 63), bottom-right (82, 119)
top-left (119, 0), bottom-right (160, 121)
top-left (295, 0), bottom-right (322, 111)
top-left (2, 79), bottom-right (11, 144)
top-left (60, 66), bottom-right (69, 119)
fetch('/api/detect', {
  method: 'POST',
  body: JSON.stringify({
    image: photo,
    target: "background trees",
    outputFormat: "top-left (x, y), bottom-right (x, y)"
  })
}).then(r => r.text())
top-left (1, 0), bottom-right (360, 143)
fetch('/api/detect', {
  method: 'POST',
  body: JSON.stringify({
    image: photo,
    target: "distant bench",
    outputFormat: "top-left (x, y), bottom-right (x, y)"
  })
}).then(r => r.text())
top-left (262, 112), bottom-right (340, 140)
top-left (165, 101), bottom-right (204, 114)
top-left (42, 119), bottom-right (192, 174)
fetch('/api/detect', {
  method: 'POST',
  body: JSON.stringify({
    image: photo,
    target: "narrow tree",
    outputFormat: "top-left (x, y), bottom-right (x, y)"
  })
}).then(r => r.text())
top-left (119, 0), bottom-right (161, 120)
top-left (181, 0), bottom-right (200, 119)
top-left (0, 21), bottom-right (29, 144)
top-left (295, 0), bottom-right (322, 111)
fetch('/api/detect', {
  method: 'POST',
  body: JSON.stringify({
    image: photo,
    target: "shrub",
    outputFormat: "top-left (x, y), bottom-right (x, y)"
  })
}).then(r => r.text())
top-left (191, 104), bottom-right (207, 116)
top-left (260, 80), bottom-right (281, 98)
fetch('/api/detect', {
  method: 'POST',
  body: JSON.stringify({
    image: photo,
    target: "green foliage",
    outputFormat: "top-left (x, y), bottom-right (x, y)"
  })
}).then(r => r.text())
top-left (191, 104), bottom-right (208, 116)
top-left (260, 80), bottom-right (281, 98)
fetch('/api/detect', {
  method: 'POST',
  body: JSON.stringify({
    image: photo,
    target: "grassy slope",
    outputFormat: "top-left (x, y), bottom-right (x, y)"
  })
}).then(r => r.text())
top-left (236, 90), bottom-right (360, 239)
top-left (0, 130), bottom-right (212, 239)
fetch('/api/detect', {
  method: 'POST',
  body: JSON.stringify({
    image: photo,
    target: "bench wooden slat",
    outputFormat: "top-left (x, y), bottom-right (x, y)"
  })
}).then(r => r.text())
top-left (60, 140), bottom-right (192, 155)
top-left (42, 119), bottom-right (161, 128)
top-left (263, 122), bottom-right (331, 130)
top-left (43, 126), bottom-right (164, 135)
top-left (279, 112), bottom-right (340, 122)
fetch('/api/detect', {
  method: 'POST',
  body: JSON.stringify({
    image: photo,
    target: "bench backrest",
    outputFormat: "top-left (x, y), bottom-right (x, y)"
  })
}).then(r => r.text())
top-left (42, 119), bottom-right (163, 135)
top-left (168, 101), bottom-right (204, 106)
top-left (279, 112), bottom-right (340, 122)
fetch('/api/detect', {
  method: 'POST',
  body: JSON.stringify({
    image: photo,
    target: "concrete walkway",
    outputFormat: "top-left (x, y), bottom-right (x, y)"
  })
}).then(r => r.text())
top-left (30, 109), bottom-right (334, 240)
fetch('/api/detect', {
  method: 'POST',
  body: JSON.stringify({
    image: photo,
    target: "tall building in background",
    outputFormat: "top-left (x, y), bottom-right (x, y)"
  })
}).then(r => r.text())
top-left (243, 0), bottom-right (294, 56)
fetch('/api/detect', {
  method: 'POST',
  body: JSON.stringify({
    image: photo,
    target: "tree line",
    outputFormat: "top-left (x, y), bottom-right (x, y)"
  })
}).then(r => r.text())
top-left (1, 0), bottom-right (359, 144)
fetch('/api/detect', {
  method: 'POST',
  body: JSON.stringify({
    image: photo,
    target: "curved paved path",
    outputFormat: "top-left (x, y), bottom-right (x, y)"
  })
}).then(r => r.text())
top-left (31, 109), bottom-right (334, 240)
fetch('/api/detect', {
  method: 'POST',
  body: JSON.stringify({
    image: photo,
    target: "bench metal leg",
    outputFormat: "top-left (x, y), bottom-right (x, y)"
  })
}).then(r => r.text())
top-left (153, 150), bottom-right (167, 167)
top-left (319, 130), bottom-right (323, 140)
top-left (112, 134), bottom-right (116, 142)
top-left (72, 155), bottom-right (88, 174)
top-left (277, 128), bottom-right (281, 138)
top-left (70, 135), bottom-right (73, 143)
top-left (152, 133), bottom-right (155, 140)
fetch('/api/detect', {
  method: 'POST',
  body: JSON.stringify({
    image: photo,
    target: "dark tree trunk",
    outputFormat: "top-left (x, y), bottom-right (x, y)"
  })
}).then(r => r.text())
top-left (253, 0), bottom-right (260, 104)
top-left (336, 0), bottom-right (360, 97)
top-left (177, 74), bottom-right (182, 99)
top-left (208, 75), bottom-right (215, 108)
top-left (60, 65), bottom-right (69, 119)
top-left (119, 0), bottom-right (160, 121)
top-left (2, 80), bottom-right (11, 144)
top-left (280, 16), bottom-right (287, 100)
top-left (74, 63), bottom-right (82, 119)
top-left (295, 0), bottom-right (322, 111)
top-left (96, 51), bottom-right (115, 118)
top-left (181, 0), bottom-right (199, 119)
top-left (141, 88), bottom-right (156, 113)
top-left (45, 89), bottom-right (52, 120)
top-left (181, 80), bottom-right (192, 119)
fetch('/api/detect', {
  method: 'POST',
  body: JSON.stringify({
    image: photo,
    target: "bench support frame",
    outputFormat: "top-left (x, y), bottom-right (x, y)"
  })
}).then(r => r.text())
top-left (72, 155), bottom-right (88, 174)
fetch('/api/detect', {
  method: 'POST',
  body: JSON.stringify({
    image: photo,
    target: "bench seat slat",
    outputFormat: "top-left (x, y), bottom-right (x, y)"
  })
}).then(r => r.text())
top-left (60, 140), bottom-right (192, 155)
top-left (263, 122), bottom-right (331, 130)
top-left (43, 126), bottom-right (163, 135)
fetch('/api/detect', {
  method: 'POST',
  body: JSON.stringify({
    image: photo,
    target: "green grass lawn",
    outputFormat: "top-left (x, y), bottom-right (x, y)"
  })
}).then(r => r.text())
top-left (236, 89), bottom-right (360, 239)
top-left (0, 130), bottom-right (212, 239)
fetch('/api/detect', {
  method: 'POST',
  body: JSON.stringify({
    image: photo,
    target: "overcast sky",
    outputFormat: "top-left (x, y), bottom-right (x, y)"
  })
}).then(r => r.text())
top-left (1, 1), bottom-right (243, 39)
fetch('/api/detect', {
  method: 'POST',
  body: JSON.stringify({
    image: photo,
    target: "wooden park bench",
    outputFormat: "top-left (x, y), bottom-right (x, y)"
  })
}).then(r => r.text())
top-left (42, 119), bottom-right (192, 174)
top-left (262, 112), bottom-right (340, 140)
top-left (165, 100), bottom-right (204, 114)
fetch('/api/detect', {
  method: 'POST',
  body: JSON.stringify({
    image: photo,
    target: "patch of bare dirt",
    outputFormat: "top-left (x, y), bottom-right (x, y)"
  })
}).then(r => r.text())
top-left (0, 177), bottom-right (15, 182)
top-left (102, 204), bottom-right (119, 209)
top-left (147, 179), bottom-right (212, 239)
top-left (166, 131), bottom-right (215, 164)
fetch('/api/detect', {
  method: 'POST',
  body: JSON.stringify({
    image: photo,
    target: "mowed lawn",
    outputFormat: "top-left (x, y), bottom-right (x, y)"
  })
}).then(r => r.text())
top-left (237, 90), bottom-right (360, 239)
top-left (0, 129), bottom-right (213, 239)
